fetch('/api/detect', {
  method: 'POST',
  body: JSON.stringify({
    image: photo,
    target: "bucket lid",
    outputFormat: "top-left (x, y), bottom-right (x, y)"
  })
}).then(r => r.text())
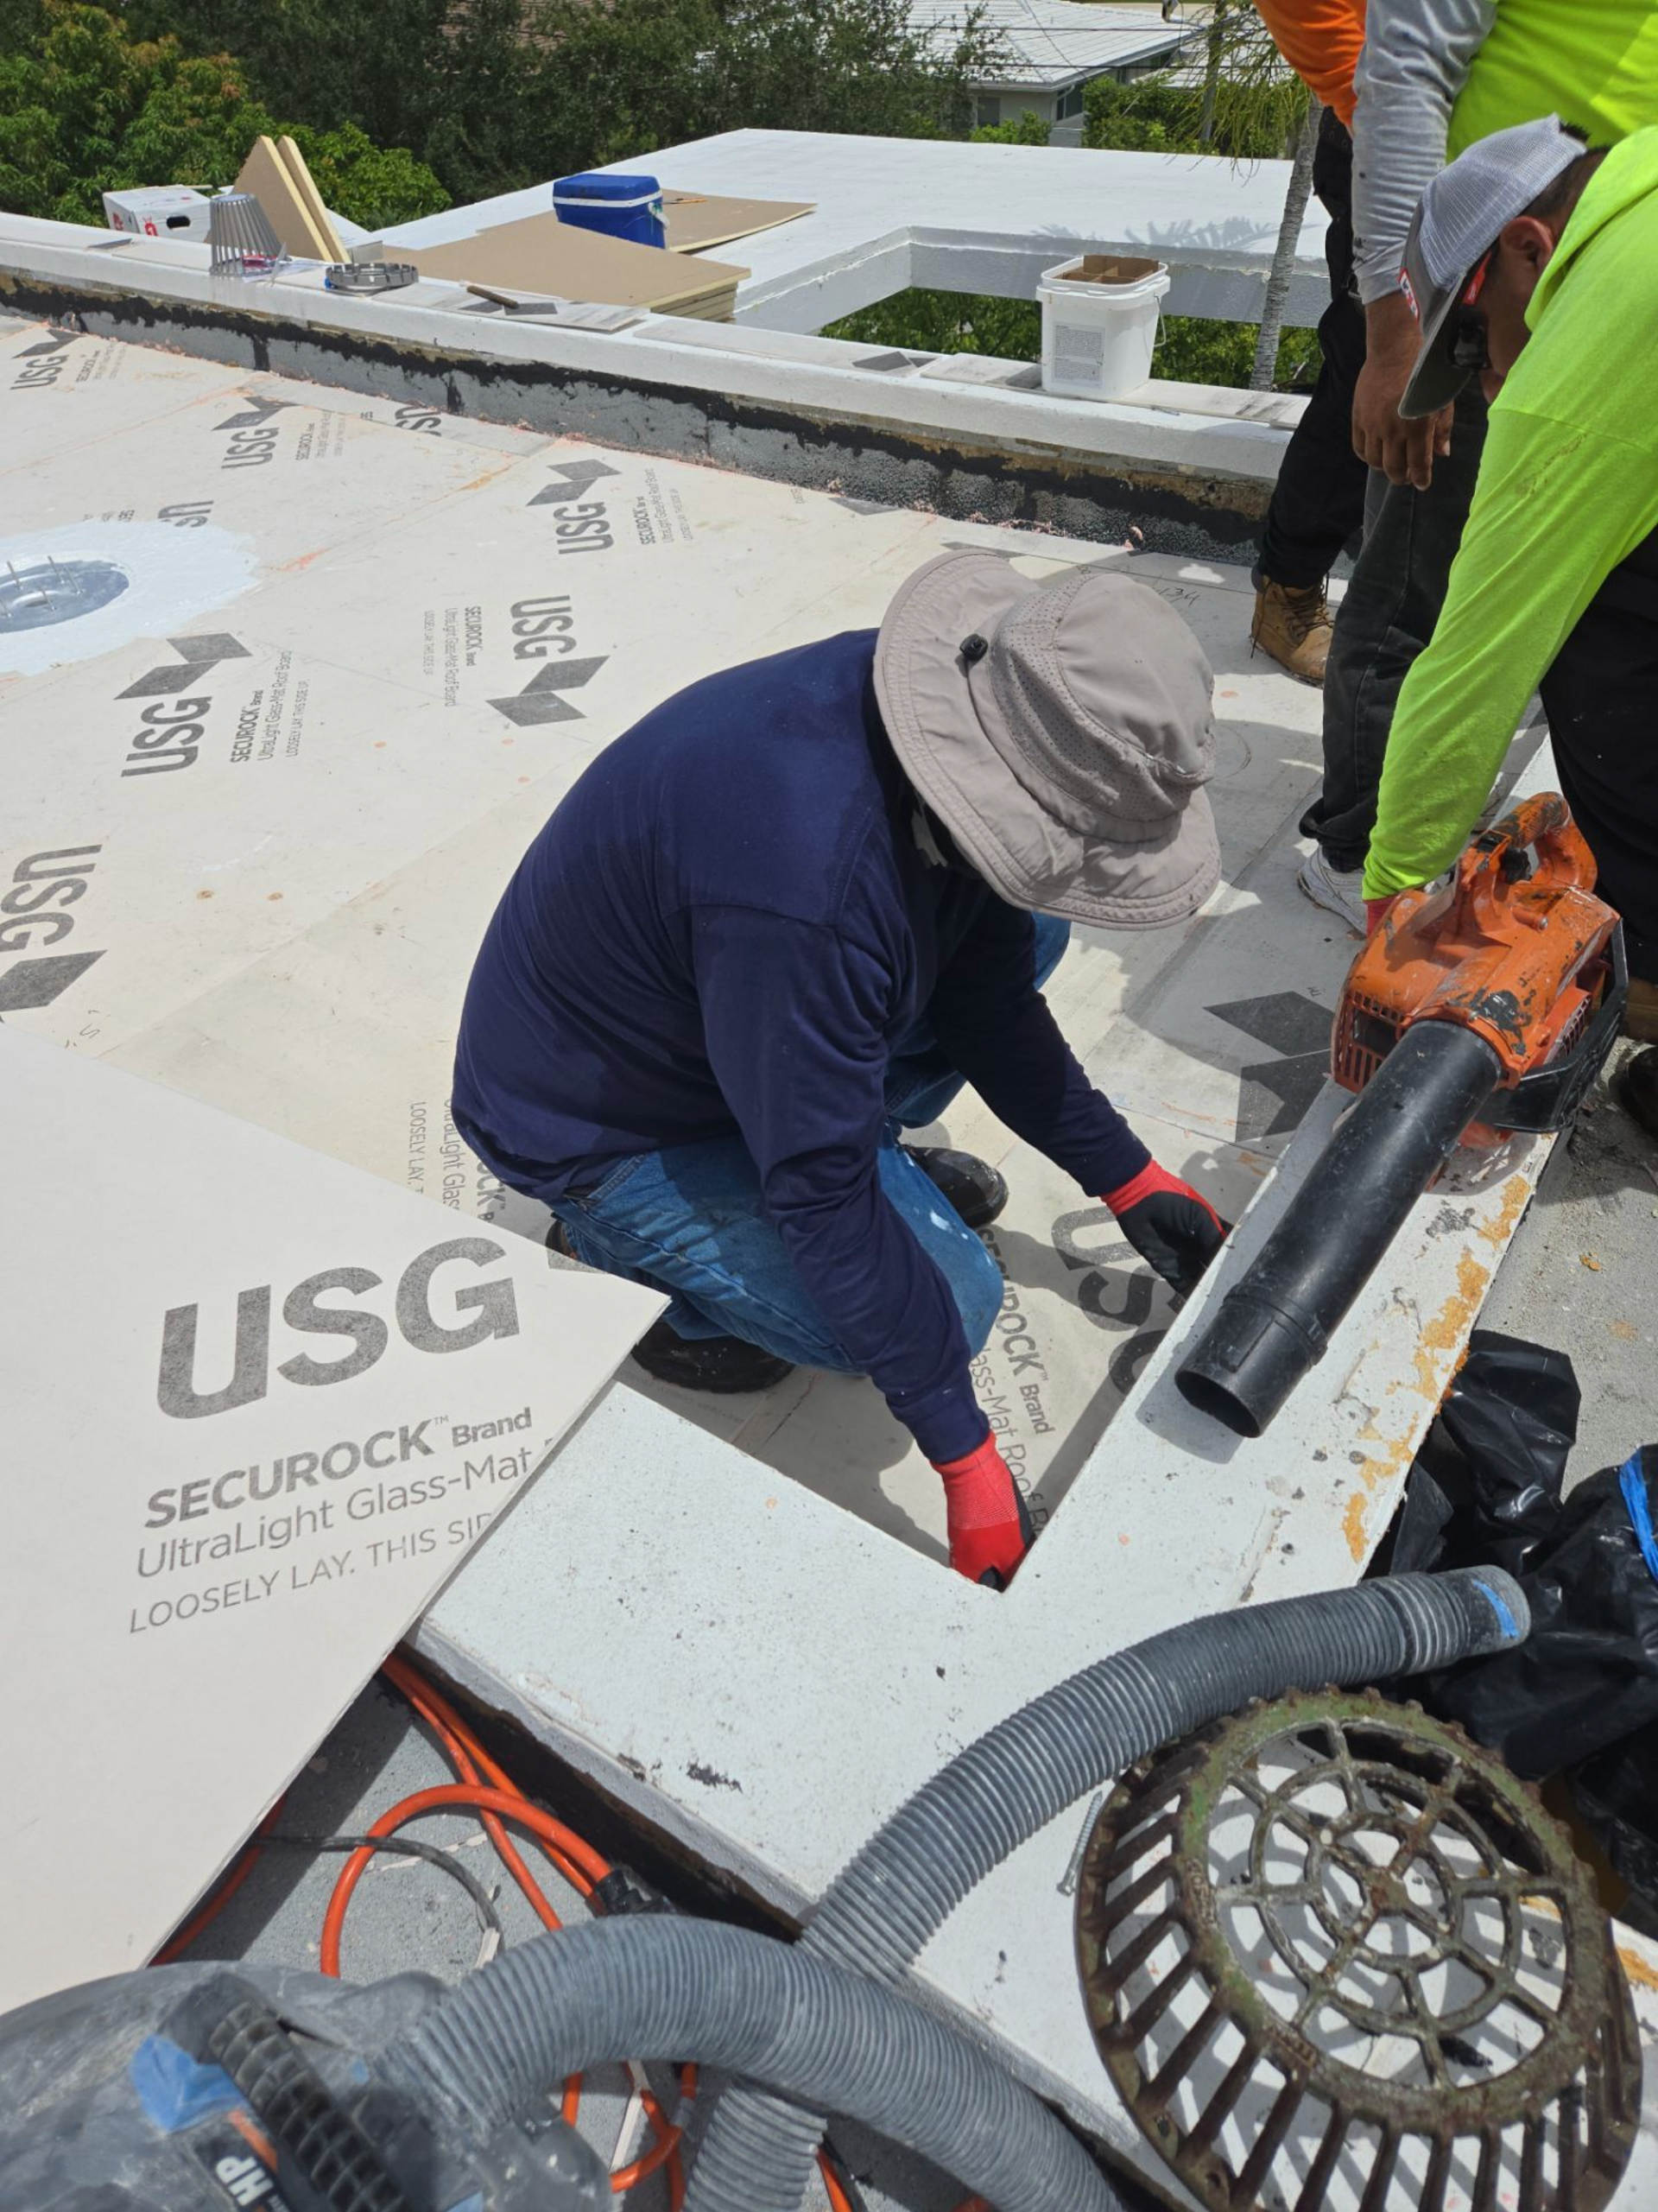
top-left (1041, 253), bottom-right (1169, 296)
top-left (554, 172), bottom-right (662, 204)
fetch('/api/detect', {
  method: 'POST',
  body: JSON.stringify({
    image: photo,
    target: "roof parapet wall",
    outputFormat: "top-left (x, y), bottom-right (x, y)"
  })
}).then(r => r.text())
top-left (0, 215), bottom-right (1304, 562)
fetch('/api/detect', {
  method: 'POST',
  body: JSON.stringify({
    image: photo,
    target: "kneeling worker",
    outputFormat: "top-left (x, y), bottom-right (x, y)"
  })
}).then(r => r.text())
top-left (453, 554), bottom-right (1227, 1587)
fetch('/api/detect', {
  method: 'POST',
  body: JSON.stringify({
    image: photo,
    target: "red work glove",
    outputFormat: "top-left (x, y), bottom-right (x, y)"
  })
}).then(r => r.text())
top-left (1103, 1161), bottom-right (1228, 1300)
top-left (932, 1434), bottom-right (1035, 1589)
top-left (1365, 896), bottom-right (1395, 937)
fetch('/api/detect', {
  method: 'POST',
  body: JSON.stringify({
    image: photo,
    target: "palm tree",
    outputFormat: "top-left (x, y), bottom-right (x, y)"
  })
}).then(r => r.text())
top-left (1094, 6), bottom-right (1318, 389)
top-left (1250, 93), bottom-right (1319, 390)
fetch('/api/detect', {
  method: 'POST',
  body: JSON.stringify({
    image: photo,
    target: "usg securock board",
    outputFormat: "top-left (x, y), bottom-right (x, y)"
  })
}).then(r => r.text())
top-left (0, 311), bottom-right (1571, 1591)
top-left (0, 1031), bottom-right (663, 2012)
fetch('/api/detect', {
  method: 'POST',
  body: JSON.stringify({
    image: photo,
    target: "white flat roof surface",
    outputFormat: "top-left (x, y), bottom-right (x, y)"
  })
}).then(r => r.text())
top-left (378, 129), bottom-right (1330, 328)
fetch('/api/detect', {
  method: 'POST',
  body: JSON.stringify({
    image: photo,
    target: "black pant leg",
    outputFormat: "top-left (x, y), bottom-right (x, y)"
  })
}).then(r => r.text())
top-left (1539, 529), bottom-right (1658, 982)
top-left (1256, 113), bottom-right (1369, 589)
top-left (1305, 385), bottom-right (1490, 869)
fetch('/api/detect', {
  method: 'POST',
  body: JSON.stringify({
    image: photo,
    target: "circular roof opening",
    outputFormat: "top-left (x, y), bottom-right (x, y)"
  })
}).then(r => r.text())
top-left (0, 555), bottom-right (130, 632)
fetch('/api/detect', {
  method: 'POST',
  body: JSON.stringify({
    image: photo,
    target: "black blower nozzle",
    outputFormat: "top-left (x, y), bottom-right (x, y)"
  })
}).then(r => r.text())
top-left (1176, 1019), bottom-right (1501, 1436)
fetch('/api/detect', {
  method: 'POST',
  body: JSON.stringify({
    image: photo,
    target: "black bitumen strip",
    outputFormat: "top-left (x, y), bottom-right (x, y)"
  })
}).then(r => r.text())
top-left (1, 272), bottom-right (1274, 562)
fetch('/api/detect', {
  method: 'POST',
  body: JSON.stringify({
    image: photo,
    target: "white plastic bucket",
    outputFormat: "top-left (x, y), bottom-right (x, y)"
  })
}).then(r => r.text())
top-left (1038, 254), bottom-right (1171, 402)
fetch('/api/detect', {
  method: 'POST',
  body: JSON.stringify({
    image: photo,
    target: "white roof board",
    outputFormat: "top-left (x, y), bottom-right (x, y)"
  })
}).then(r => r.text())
top-left (0, 1032), bottom-right (661, 2011)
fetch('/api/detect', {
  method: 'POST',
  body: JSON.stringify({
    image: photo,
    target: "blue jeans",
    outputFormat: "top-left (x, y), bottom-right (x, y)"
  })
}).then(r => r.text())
top-left (554, 914), bottom-right (1070, 1364)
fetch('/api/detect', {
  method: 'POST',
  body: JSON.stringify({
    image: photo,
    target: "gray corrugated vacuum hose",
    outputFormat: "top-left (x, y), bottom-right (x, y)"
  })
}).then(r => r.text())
top-left (687, 1567), bottom-right (1529, 2212)
top-left (383, 1916), bottom-right (1122, 2212)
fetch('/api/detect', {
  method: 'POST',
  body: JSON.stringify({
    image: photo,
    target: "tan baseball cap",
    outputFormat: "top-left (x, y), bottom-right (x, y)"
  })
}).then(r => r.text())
top-left (874, 550), bottom-right (1219, 929)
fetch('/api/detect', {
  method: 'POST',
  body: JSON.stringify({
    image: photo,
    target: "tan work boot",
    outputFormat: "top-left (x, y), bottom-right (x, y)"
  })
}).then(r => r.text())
top-left (1251, 575), bottom-right (1334, 685)
top-left (1624, 976), bottom-right (1658, 1043)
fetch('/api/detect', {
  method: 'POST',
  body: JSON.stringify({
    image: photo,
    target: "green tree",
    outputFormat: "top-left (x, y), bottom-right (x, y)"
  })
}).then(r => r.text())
top-left (698, 0), bottom-right (993, 142)
top-left (118, 0), bottom-right (454, 160)
top-left (0, 0), bottom-right (46, 54)
top-left (826, 285), bottom-right (1042, 359)
top-left (1081, 18), bottom-right (1324, 392)
top-left (970, 108), bottom-right (1050, 149)
top-left (114, 0), bottom-right (1001, 206)
top-left (496, 0), bottom-right (997, 178)
top-left (0, 2), bottom-right (446, 227)
top-left (1083, 17), bottom-right (1308, 162)
top-left (826, 283), bottom-right (1319, 388)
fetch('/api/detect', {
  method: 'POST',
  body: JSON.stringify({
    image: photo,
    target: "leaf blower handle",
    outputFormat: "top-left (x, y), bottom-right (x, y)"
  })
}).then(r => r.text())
top-left (1466, 794), bottom-right (1598, 935)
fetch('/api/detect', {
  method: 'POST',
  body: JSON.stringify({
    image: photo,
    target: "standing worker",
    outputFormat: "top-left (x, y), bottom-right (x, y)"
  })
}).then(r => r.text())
top-left (1364, 117), bottom-right (1658, 1129)
top-left (1297, 0), bottom-right (1658, 929)
top-left (1249, 0), bottom-right (1370, 684)
top-left (453, 555), bottom-right (1228, 1588)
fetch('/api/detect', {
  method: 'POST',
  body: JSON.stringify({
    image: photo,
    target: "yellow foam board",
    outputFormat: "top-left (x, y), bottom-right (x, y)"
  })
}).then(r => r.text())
top-left (234, 135), bottom-right (332, 262)
top-left (278, 136), bottom-right (346, 264)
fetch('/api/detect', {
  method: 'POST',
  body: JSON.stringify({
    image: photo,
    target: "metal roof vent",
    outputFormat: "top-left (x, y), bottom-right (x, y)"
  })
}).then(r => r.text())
top-left (209, 192), bottom-right (288, 281)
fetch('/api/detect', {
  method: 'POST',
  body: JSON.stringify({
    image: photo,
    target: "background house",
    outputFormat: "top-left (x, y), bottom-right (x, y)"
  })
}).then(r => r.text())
top-left (910, 0), bottom-right (1199, 143)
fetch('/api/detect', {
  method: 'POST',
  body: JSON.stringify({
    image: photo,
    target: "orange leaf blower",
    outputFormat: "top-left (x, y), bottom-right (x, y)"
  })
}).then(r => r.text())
top-left (1177, 795), bottom-right (1625, 1437)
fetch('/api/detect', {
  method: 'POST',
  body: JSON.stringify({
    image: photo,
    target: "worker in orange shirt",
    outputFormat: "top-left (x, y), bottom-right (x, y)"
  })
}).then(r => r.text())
top-left (1248, 0), bottom-right (1368, 685)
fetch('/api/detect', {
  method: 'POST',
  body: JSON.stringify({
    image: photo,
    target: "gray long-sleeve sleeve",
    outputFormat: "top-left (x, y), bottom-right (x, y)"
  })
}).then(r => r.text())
top-left (1351, 0), bottom-right (1497, 302)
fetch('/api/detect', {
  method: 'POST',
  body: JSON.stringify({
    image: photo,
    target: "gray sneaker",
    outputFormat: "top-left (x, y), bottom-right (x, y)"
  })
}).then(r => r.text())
top-left (1297, 846), bottom-right (1367, 934)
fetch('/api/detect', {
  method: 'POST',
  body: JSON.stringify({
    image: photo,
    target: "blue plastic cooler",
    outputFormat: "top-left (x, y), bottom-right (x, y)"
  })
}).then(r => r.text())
top-left (552, 173), bottom-right (666, 250)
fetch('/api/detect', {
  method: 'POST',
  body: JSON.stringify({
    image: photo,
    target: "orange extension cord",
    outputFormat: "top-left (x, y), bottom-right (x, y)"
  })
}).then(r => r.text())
top-left (154, 1651), bottom-right (983, 2211)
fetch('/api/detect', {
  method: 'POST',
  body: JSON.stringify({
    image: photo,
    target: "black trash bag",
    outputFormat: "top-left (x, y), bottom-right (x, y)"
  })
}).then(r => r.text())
top-left (1431, 1330), bottom-right (1579, 1573)
top-left (1573, 1721), bottom-right (1658, 1926)
top-left (1417, 1442), bottom-right (1658, 1779)
top-left (1367, 1329), bottom-right (1578, 1581)
top-left (1375, 1460), bottom-right (1455, 1577)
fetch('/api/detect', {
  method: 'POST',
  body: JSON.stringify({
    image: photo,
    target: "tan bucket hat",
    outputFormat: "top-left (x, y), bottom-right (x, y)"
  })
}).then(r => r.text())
top-left (874, 550), bottom-right (1219, 929)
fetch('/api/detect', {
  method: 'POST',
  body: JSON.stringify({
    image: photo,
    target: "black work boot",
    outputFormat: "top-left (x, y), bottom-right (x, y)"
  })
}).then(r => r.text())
top-left (551, 1219), bottom-right (794, 1393)
top-left (630, 1318), bottom-right (794, 1395)
top-left (1617, 1048), bottom-right (1658, 1141)
top-left (901, 1144), bottom-right (1009, 1230)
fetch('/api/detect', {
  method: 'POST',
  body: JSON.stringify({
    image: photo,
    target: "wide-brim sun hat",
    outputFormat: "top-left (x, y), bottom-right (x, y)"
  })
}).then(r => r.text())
top-left (874, 548), bottom-right (1219, 930)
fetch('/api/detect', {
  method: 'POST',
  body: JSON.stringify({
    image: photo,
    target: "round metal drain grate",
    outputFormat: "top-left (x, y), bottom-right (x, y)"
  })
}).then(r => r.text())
top-left (1076, 1691), bottom-right (1641, 2212)
top-left (0, 555), bottom-right (129, 631)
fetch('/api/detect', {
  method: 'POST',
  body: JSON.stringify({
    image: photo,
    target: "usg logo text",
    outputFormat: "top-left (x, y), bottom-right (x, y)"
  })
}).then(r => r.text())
top-left (157, 1236), bottom-right (522, 1420)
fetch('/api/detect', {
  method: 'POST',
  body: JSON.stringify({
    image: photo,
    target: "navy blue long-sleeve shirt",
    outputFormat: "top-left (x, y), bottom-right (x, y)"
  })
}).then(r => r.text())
top-left (452, 631), bottom-right (1149, 1459)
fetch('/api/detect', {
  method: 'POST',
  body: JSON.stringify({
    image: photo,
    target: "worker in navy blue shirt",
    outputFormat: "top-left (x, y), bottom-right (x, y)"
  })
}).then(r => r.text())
top-left (454, 550), bottom-right (1227, 1588)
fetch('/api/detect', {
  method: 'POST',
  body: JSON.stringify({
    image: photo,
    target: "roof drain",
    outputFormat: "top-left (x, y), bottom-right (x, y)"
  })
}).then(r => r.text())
top-left (682, 1567), bottom-right (1530, 2212)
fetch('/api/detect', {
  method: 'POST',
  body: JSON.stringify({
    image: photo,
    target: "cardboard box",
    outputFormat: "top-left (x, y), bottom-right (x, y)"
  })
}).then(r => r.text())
top-left (102, 187), bottom-right (212, 242)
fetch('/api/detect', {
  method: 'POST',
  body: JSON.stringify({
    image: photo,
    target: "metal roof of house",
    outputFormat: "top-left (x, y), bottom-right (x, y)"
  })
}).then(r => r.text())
top-left (910, 0), bottom-right (1194, 88)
